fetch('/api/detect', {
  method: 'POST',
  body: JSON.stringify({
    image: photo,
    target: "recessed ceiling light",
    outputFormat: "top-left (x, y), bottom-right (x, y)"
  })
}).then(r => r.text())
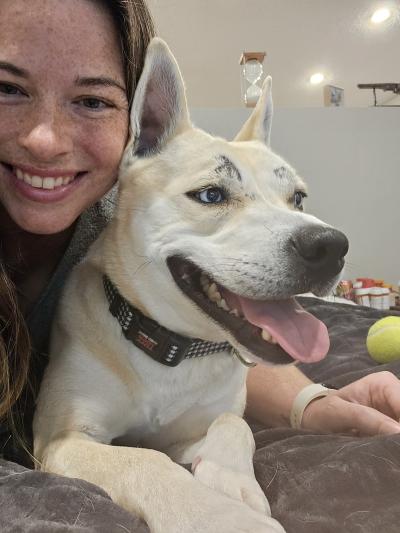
top-left (371, 7), bottom-right (391, 24)
top-left (310, 73), bottom-right (324, 85)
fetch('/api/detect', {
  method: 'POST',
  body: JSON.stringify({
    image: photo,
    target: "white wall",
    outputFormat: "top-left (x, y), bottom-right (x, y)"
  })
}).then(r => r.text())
top-left (191, 107), bottom-right (400, 285)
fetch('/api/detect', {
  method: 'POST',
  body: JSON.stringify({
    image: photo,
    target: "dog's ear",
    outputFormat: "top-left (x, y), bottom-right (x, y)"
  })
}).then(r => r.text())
top-left (234, 76), bottom-right (273, 146)
top-left (129, 38), bottom-right (191, 157)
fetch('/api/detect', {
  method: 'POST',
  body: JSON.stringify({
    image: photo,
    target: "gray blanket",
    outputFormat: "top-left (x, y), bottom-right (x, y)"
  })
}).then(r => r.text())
top-left (2, 298), bottom-right (400, 532)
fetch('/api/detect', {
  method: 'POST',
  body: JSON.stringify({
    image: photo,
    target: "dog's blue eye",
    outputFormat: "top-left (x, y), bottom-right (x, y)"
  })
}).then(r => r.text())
top-left (294, 191), bottom-right (307, 210)
top-left (196, 187), bottom-right (225, 204)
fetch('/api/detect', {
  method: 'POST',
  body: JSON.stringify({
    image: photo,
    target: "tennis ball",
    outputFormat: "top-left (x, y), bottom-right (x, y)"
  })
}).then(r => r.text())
top-left (367, 316), bottom-right (400, 363)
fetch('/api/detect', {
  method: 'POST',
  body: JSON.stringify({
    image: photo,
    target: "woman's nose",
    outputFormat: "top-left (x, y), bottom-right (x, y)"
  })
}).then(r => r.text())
top-left (18, 109), bottom-right (73, 161)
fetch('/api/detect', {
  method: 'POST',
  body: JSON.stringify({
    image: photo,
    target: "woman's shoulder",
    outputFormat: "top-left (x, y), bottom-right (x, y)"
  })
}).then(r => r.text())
top-left (69, 184), bottom-right (119, 266)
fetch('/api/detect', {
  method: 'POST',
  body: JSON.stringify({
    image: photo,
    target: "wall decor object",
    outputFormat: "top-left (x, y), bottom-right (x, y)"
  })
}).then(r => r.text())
top-left (239, 51), bottom-right (266, 107)
top-left (324, 85), bottom-right (345, 107)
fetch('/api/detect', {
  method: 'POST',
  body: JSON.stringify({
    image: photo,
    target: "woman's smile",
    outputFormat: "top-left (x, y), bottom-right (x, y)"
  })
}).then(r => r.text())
top-left (2, 162), bottom-right (88, 203)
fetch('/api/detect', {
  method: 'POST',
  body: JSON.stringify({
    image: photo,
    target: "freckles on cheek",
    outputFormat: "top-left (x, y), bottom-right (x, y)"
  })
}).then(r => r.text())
top-left (86, 122), bottom-right (129, 172)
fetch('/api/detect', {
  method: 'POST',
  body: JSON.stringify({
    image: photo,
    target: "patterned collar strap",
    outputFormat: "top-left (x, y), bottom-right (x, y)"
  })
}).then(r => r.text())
top-left (103, 275), bottom-right (231, 367)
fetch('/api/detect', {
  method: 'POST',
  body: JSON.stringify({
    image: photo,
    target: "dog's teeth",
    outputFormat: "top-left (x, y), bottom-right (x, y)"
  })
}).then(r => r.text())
top-left (209, 282), bottom-right (217, 293)
top-left (261, 329), bottom-right (272, 342)
top-left (207, 283), bottom-right (222, 302)
top-left (209, 292), bottom-right (221, 303)
top-left (261, 329), bottom-right (278, 344)
top-left (229, 308), bottom-right (239, 317)
top-left (218, 298), bottom-right (229, 311)
top-left (200, 276), bottom-right (210, 291)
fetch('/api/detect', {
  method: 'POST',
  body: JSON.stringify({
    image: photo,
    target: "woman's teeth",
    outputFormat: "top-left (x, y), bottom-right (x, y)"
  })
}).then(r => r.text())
top-left (200, 272), bottom-right (277, 344)
top-left (14, 167), bottom-right (76, 190)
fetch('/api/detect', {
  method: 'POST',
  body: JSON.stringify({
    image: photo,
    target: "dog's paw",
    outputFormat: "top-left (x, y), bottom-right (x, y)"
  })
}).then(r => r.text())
top-left (193, 458), bottom-right (271, 516)
top-left (168, 482), bottom-right (284, 533)
top-left (195, 484), bottom-right (285, 533)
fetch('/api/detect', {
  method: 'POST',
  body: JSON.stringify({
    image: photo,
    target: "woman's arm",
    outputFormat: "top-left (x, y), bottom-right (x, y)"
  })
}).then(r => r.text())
top-left (246, 364), bottom-right (400, 436)
top-left (245, 363), bottom-right (312, 427)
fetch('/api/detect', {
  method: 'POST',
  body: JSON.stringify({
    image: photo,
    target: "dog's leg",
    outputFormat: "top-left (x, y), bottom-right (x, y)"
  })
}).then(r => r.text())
top-left (37, 431), bottom-right (285, 533)
top-left (187, 413), bottom-right (272, 517)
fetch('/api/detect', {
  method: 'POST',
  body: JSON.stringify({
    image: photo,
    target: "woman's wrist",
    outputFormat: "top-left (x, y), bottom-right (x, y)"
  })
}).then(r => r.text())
top-left (245, 363), bottom-right (314, 427)
top-left (289, 383), bottom-right (334, 429)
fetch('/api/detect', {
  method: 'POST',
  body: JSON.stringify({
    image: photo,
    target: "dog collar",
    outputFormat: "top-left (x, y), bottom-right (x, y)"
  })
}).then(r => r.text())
top-left (103, 275), bottom-right (231, 367)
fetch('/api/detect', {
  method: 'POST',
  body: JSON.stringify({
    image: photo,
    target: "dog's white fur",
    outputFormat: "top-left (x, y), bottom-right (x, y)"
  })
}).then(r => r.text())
top-left (33, 39), bottom-right (337, 533)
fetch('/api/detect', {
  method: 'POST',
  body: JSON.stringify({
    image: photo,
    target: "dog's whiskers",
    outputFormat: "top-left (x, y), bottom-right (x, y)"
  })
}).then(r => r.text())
top-left (131, 259), bottom-right (153, 277)
top-left (132, 249), bottom-right (151, 260)
top-left (263, 223), bottom-right (274, 234)
top-left (342, 261), bottom-right (360, 271)
top-left (103, 197), bottom-right (117, 208)
top-left (130, 206), bottom-right (147, 214)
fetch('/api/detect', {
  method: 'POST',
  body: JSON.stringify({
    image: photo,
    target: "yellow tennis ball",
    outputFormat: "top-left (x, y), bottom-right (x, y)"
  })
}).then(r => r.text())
top-left (367, 316), bottom-right (400, 363)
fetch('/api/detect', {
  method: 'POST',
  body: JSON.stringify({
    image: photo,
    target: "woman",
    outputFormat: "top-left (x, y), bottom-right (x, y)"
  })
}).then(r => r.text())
top-left (0, 0), bottom-right (154, 464)
top-left (1, 0), bottom-right (400, 491)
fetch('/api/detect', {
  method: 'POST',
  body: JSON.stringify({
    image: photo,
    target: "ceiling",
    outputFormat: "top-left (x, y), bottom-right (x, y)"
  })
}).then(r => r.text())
top-left (147, 0), bottom-right (400, 108)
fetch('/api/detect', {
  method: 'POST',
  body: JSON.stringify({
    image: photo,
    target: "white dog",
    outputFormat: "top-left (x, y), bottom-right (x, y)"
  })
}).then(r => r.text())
top-left (33, 38), bottom-right (348, 533)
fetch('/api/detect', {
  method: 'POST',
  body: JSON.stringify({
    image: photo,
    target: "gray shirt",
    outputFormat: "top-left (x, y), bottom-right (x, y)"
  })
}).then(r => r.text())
top-left (27, 185), bottom-right (117, 356)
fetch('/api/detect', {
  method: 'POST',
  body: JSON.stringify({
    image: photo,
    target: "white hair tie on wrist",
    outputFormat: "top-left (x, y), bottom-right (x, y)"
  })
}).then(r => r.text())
top-left (290, 383), bottom-right (333, 429)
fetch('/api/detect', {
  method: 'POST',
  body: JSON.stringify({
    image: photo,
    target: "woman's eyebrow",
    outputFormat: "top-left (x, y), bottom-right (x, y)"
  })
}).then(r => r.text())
top-left (75, 76), bottom-right (126, 94)
top-left (0, 61), bottom-right (29, 78)
top-left (0, 63), bottom-right (126, 96)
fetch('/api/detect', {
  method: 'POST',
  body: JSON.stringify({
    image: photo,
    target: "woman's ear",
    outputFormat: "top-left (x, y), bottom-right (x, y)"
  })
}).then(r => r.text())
top-left (234, 76), bottom-right (273, 146)
top-left (129, 38), bottom-right (191, 157)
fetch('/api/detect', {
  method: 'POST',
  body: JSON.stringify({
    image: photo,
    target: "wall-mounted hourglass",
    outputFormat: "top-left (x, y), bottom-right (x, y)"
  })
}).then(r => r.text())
top-left (239, 52), bottom-right (266, 107)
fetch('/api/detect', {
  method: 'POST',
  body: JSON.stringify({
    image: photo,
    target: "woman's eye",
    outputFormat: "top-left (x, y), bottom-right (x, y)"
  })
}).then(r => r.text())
top-left (293, 191), bottom-right (306, 210)
top-left (79, 98), bottom-right (112, 110)
top-left (0, 83), bottom-right (24, 96)
top-left (192, 187), bottom-right (226, 204)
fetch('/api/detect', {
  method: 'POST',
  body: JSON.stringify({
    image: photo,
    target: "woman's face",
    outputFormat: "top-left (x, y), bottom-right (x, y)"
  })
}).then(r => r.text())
top-left (0, 0), bottom-right (129, 235)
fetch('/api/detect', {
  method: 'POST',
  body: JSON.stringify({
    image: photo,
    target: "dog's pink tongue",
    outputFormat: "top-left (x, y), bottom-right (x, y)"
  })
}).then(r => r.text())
top-left (224, 292), bottom-right (329, 362)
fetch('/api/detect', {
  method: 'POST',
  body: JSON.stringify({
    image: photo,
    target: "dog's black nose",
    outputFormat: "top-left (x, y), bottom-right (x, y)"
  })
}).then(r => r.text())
top-left (291, 226), bottom-right (349, 276)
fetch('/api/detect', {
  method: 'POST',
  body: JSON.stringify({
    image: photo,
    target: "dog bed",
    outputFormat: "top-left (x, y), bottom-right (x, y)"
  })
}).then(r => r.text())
top-left (1, 298), bottom-right (399, 533)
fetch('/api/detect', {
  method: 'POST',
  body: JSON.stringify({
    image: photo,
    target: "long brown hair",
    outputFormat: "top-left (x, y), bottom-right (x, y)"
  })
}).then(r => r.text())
top-left (98, 0), bottom-right (156, 105)
top-left (0, 0), bottom-right (155, 443)
top-left (0, 263), bottom-right (31, 422)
